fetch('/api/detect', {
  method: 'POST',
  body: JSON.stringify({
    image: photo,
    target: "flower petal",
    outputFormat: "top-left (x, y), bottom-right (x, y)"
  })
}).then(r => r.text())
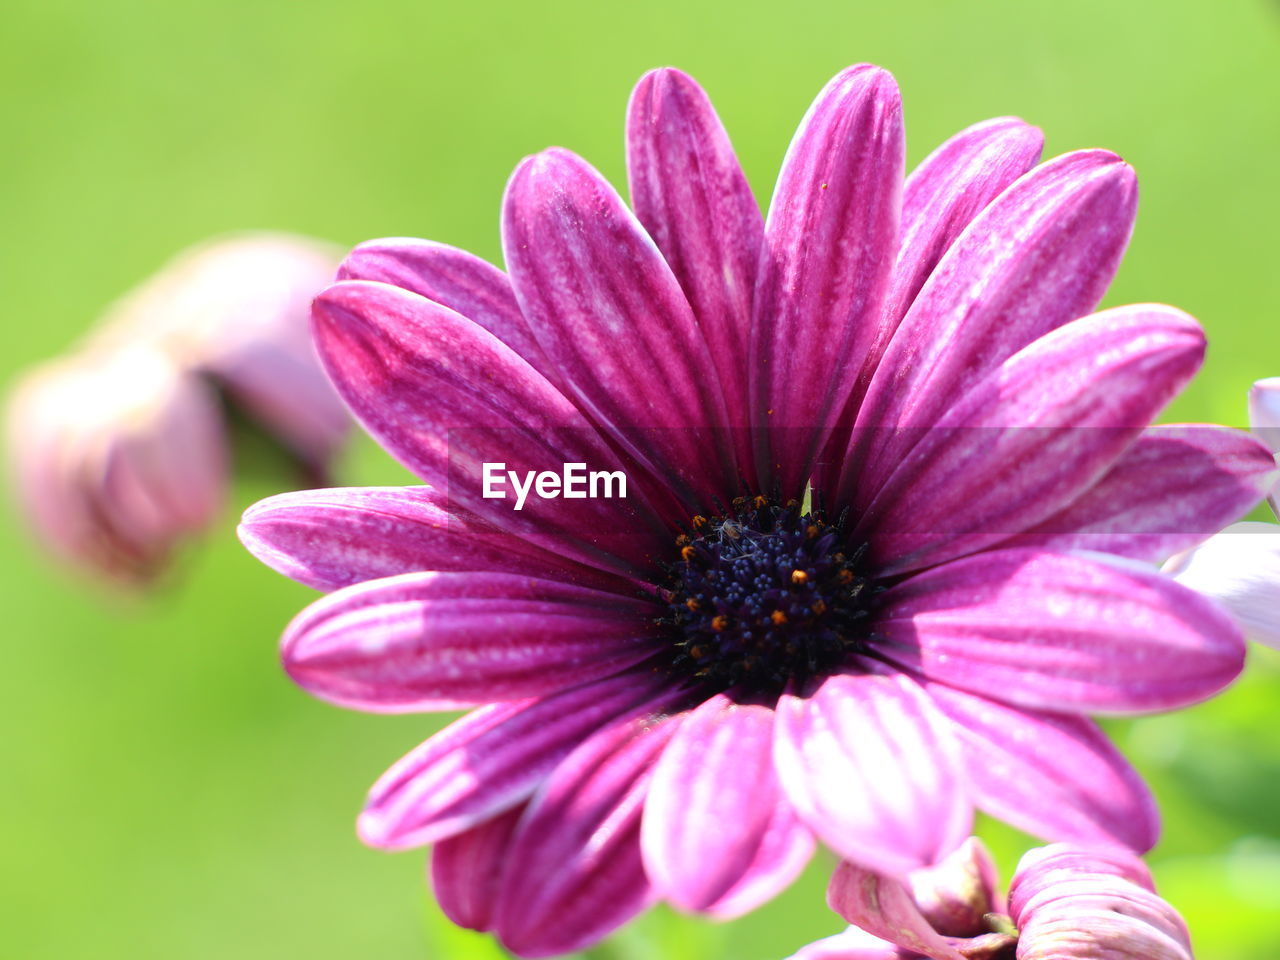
top-left (311, 279), bottom-right (670, 574)
top-left (281, 571), bottom-right (658, 712)
top-left (1248, 376), bottom-right (1280, 454)
top-left (843, 150), bottom-right (1138, 508)
top-left (860, 305), bottom-right (1206, 576)
top-left (750, 64), bottom-right (903, 498)
top-left (700, 800), bottom-right (815, 919)
top-left (337, 237), bottom-right (556, 381)
top-left (627, 67), bottom-right (763, 459)
top-left (1013, 425), bottom-right (1276, 562)
top-left (1164, 521), bottom-right (1280, 649)
top-left (430, 804), bottom-right (524, 932)
top-left (492, 711), bottom-right (680, 957)
top-left (642, 694), bottom-right (811, 914)
top-left (502, 147), bottom-right (735, 513)
top-left (359, 672), bottom-right (667, 849)
top-left (877, 548), bottom-right (1244, 715)
top-left (774, 666), bottom-right (970, 877)
top-left (786, 926), bottom-right (911, 960)
top-left (924, 683), bottom-right (1158, 852)
top-left (908, 837), bottom-right (1003, 937)
top-left (238, 485), bottom-right (632, 594)
top-left (826, 860), bottom-right (964, 960)
top-left (817, 116), bottom-right (1043, 495)
top-left (1010, 845), bottom-right (1190, 960)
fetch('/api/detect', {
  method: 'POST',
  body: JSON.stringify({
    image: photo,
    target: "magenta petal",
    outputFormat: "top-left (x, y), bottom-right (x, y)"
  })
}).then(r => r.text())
top-left (492, 711), bottom-right (680, 958)
top-left (281, 571), bottom-right (657, 712)
top-left (430, 804), bottom-right (524, 932)
top-left (338, 237), bottom-right (555, 381)
top-left (311, 279), bottom-right (670, 574)
top-left (502, 147), bottom-right (735, 513)
top-left (925, 683), bottom-right (1158, 852)
top-left (1014, 424), bottom-right (1277, 562)
top-left (627, 67), bottom-right (763, 463)
top-left (817, 116), bottom-right (1043, 496)
top-left (774, 667), bottom-right (970, 876)
top-left (878, 548), bottom-right (1245, 715)
top-left (1009, 845), bottom-right (1156, 915)
top-left (861, 305), bottom-right (1206, 575)
top-left (844, 149), bottom-right (1138, 507)
top-left (359, 672), bottom-right (665, 849)
top-left (239, 485), bottom-right (634, 594)
top-left (642, 694), bottom-right (810, 914)
top-left (888, 116), bottom-right (1044, 334)
top-left (826, 861), bottom-right (964, 960)
top-left (750, 64), bottom-right (903, 498)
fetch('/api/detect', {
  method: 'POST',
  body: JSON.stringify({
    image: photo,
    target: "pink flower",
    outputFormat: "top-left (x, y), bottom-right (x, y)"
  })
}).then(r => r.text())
top-left (1165, 377), bottom-right (1280, 649)
top-left (7, 233), bottom-right (348, 583)
top-left (793, 838), bottom-right (1193, 960)
top-left (240, 65), bottom-right (1270, 956)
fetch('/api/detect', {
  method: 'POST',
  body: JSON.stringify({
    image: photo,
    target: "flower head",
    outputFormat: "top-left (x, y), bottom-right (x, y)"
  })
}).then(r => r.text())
top-left (240, 65), bottom-right (1271, 956)
top-left (8, 232), bottom-right (348, 583)
top-left (793, 838), bottom-right (1193, 960)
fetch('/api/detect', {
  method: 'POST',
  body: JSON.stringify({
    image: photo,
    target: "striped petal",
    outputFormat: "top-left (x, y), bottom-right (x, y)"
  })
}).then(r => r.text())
top-left (281, 571), bottom-right (657, 712)
top-left (750, 64), bottom-right (903, 498)
top-left (843, 150), bottom-right (1138, 508)
top-left (774, 667), bottom-right (970, 877)
top-left (502, 147), bottom-right (735, 514)
top-left (1165, 521), bottom-right (1280, 650)
top-left (642, 694), bottom-right (811, 914)
top-left (627, 66), bottom-right (763, 473)
top-left (877, 549), bottom-right (1244, 715)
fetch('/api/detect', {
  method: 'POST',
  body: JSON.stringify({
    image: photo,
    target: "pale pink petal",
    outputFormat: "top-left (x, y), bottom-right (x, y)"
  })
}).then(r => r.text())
top-left (843, 150), bottom-right (1138, 508)
top-left (492, 711), bottom-right (681, 957)
top-left (774, 667), bottom-right (970, 876)
top-left (860, 305), bottom-right (1206, 576)
top-left (700, 800), bottom-right (815, 919)
top-left (1010, 845), bottom-right (1190, 960)
top-left (642, 694), bottom-right (811, 914)
top-left (238, 485), bottom-right (632, 594)
top-left (750, 64), bottom-right (903, 498)
top-left (430, 804), bottom-right (524, 932)
top-left (877, 548), bottom-right (1244, 714)
top-left (311, 279), bottom-right (672, 574)
top-left (826, 860), bottom-right (964, 960)
top-left (281, 571), bottom-right (658, 712)
top-left (1012, 425), bottom-right (1276, 562)
top-left (1164, 521), bottom-right (1280, 649)
top-left (925, 683), bottom-right (1158, 851)
top-left (627, 67), bottom-right (763, 465)
top-left (337, 237), bottom-right (555, 381)
top-left (786, 926), bottom-right (908, 960)
top-left (359, 673), bottom-right (667, 849)
top-left (502, 147), bottom-right (735, 513)
top-left (1248, 376), bottom-right (1280, 454)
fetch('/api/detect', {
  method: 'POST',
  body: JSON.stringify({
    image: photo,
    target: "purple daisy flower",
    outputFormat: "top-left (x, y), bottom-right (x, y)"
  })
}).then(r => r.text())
top-left (793, 837), bottom-right (1193, 959)
top-left (240, 65), bottom-right (1273, 956)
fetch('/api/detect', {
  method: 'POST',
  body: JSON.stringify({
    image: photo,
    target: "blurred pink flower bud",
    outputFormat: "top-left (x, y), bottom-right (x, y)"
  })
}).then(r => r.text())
top-left (90, 233), bottom-right (349, 474)
top-left (7, 233), bottom-right (349, 583)
top-left (790, 840), bottom-right (1193, 960)
top-left (8, 347), bottom-right (227, 582)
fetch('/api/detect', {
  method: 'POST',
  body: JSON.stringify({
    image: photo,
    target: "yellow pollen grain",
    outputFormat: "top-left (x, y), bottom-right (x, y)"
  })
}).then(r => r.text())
top-left (686, 598), bottom-right (700, 612)
top-left (771, 610), bottom-right (788, 625)
top-left (791, 569), bottom-right (808, 585)
top-left (681, 545), bottom-right (697, 562)
top-left (712, 615), bottom-right (729, 632)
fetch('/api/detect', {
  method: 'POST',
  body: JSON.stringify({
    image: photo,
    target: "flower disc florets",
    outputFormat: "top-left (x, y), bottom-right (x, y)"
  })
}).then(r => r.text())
top-left (659, 496), bottom-right (877, 696)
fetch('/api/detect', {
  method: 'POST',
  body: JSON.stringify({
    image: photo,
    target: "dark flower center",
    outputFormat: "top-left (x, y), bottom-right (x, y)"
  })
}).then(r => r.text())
top-left (657, 495), bottom-right (879, 697)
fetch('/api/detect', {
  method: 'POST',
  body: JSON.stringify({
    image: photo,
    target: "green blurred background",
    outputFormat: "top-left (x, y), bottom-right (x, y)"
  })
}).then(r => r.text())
top-left (3, 0), bottom-right (1279, 957)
